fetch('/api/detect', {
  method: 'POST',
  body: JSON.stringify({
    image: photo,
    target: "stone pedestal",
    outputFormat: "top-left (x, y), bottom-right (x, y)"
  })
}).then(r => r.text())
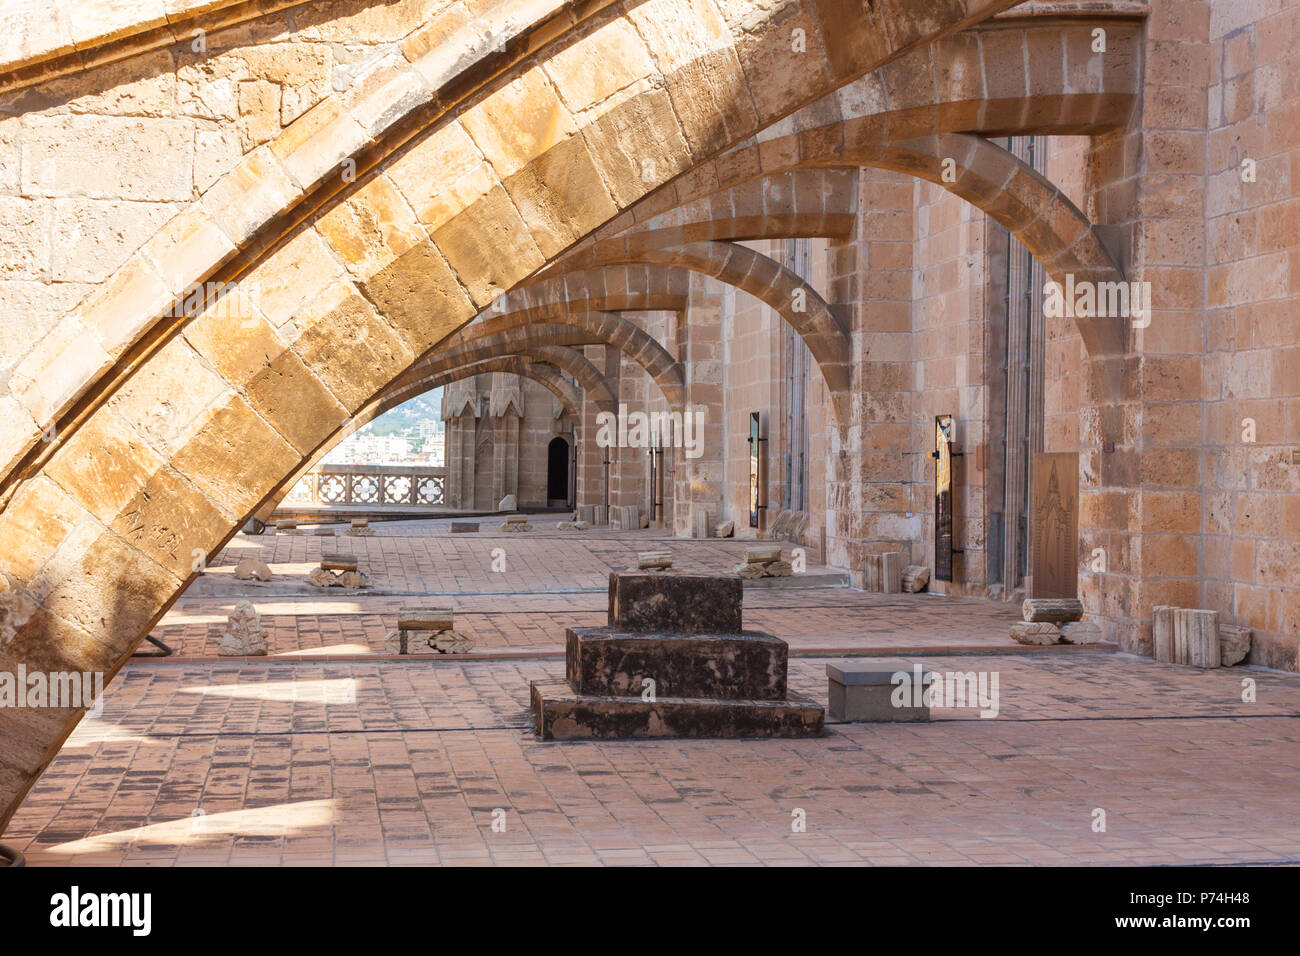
top-left (531, 572), bottom-right (823, 739)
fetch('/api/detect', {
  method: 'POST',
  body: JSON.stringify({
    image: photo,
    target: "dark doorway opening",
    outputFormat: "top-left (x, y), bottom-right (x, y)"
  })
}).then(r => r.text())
top-left (547, 437), bottom-right (569, 502)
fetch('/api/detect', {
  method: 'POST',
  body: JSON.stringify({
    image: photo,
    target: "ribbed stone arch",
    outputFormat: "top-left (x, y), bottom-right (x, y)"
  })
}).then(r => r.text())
top-left (431, 318), bottom-right (685, 410)
top-left (260, 354), bottom-right (593, 520)
top-left (398, 333), bottom-right (624, 412)
top-left (0, 0), bottom-right (1027, 830)
top-left (557, 168), bottom-right (860, 268)
top-left (552, 241), bottom-right (851, 400)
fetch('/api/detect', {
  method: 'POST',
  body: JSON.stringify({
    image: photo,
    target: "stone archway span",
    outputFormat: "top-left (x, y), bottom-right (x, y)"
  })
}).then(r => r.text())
top-left (549, 240), bottom-right (852, 400)
top-left (427, 318), bottom-right (685, 410)
top-left (259, 349), bottom-right (613, 521)
top-left (0, 0), bottom-right (1031, 500)
top-left (0, 0), bottom-right (1027, 829)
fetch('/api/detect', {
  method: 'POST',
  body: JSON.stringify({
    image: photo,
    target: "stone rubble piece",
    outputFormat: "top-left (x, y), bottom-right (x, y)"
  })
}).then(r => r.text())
top-left (500, 513), bottom-right (532, 532)
top-left (714, 520), bottom-right (734, 538)
top-left (732, 545), bottom-right (791, 578)
top-left (1009, 621), bottom-right (1060, 645)
top-left (498, 494), bottom-right (517, 511)
top-left (636, 550), bottom-right (673, 571)
top-left (338, 570), bottom-right (369, 589)
top-left (306, 568), bottom-right (337, 588)
top-left (1219, 624), bottom-right (1252, 666)
top-left (217, 600), bottom-right (268, 657)
top-left (901, 565), bottom-right (930, 593)
top-left (1059, 621), bottom-right (1103, 644)
top-left (1022, 598), bottom-right (1084, 623)
top-left (385, 606), bottom-right (472, 655)
top-left (314, 528), bottom-right (334, 536)
top-left (864, 552), bottom-right (903, 592)
top-left (1177, 608), bottom-right (1219, 669)
top-left (450, 521), bottom-right (479, 533)
top-left (320, 553), bottom-right (358, 572)
top-left (233, 558), bottom-right (272, 581)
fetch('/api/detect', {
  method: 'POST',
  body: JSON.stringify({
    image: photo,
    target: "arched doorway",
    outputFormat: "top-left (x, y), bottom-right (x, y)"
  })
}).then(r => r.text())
top-left (548, 436), bottom-right (569, 506)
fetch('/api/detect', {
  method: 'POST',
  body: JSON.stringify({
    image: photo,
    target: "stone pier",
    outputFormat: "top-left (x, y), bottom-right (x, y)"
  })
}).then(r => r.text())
top-left (530, 572), bottom-right (824, 740)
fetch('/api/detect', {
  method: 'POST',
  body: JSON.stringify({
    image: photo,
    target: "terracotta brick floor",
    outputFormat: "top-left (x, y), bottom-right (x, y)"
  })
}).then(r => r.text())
top-left (7, 654), bottom-right (1300, 866)
top-left (6, 524), bottom-right (1298, 866)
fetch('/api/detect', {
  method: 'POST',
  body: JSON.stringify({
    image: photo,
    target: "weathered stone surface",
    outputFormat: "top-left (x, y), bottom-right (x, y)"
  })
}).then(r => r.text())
top-left (901, 565), bottom-right (930, 592)
top-left (1220, 624), bottom-right (1252, 666)
top-left (350, 518), bottom-right (369, 529)
top-left (714, 521), bottom-right (734, 538)
top-left (637, 550), bottom-right (673, 570)
top-left (1059, 621), bottom-right (1103, 644)
top-left (734, 562), bottom-right (765, 579)
top-left (306, 567), bottom-right (336, 588)
top-left (531, 680), bottom-right (824, 740)
top-left (746, 544), bottom-right (782, 564)
top-left (233, 558), bottom-right (272, 581)
top-left (320, 553), bottom-right (357, 572)
top-left (1010, 621), bottom-right (1060, 645)
top-left (1022, 598), bottom-right (1084, 623)
top-left (498, 493), bottom-right (517, 511)
top-left (826, 663), bottom-right (934, 722)
top-left (609, 572), bottom-right (742, 634)
top-left (337, 571), bottom-right (368, 589)
top-left (763, 560), bottom-right (794, 577)
top-left (450, 521), bottom-right (479, 533)
top-left (398, 607), bottom-right (453, 631)
top-left (217, 601), bottom-right (268, 656)
top-left (499, 518), bottom-right (532, 531)
top-left (1176, 608), bottom-right (1219, 669)
top-left (566, 626), bottom-right (787, 700)
top-left (1153, 605), bottom-right (1176, 662)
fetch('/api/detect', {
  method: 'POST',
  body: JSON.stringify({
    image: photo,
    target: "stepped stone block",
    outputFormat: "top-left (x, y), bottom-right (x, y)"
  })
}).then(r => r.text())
top-left (531, 680), bottom-right (824, 740)
top-left (609, 572), bottom-right (741, 634)
top-left (531, 571), bottom-right (822, 740)
top-left (565, 627), bottom-right (787, 700)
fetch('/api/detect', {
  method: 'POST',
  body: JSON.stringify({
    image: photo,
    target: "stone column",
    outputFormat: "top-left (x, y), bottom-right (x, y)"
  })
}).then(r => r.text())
top-left (673, 273), bottom-right (726, 537)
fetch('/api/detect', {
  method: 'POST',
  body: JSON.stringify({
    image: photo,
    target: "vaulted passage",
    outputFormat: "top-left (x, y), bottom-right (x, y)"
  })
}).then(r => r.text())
top-left (1, 0), bottom-right (1299, 866)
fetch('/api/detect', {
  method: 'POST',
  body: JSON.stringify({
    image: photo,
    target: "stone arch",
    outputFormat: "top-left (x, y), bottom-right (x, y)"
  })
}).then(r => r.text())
top-left (424, 316), bottom-right (685, 409)
top-left (259, 352), bottom-right (603, 522)
top-left (551, 241), bottom-right (852, 401)
top-left (0, 0), bottom-right (1027, 829)
top-left (558, 168), bottom-right (860, 267)
top-left (575, 17), bottom-right (1141, 357)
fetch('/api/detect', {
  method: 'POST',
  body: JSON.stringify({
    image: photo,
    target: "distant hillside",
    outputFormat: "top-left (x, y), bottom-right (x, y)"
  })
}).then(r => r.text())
top-left (361, 389), bottom-right (443, 437)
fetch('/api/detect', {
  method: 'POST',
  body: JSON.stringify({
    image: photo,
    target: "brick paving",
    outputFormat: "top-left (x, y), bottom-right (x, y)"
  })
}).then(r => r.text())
top-left (6, 653), bottom-right (1300, 866)
top-left (6, 527), bottom-right (1296, 866)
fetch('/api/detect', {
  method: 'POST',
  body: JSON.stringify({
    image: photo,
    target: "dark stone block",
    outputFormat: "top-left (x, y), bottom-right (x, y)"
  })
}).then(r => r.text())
top-left (449, 522), bottom-right (479, 533)
top-left (607, 572), bottom-right (742, 634)
top-left (530, 680), bottom-right (824, 740)
top-left (566, 626), bottom-right (787, 700)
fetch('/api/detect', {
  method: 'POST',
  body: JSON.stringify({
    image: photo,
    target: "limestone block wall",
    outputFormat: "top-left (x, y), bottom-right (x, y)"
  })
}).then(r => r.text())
top-left (1198, 0), bottom-right (1300, 668)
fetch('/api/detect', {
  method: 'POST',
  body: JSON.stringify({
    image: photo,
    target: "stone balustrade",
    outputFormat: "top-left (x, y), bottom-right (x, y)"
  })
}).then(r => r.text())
top-left (285, 465), bottom-right (447, 508)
